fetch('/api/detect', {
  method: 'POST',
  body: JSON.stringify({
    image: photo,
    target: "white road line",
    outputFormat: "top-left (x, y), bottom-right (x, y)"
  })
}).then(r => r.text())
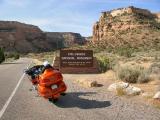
top-left (0, 63), bottom-right (31, 119)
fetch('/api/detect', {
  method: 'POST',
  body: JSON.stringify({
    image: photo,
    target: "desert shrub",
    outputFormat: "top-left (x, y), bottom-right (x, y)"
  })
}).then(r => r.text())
top-left (116, 65), bottom-right (151, 83)
top-left (115, 47), bottom-right (135, 57)
top-left (5, 53), bottom-right (13, 58)
top-left (0, 48), bottom-right (5, 63)
top-left (96, 55), bottom-right (117, 73)
top-left (117, 66), bottom-right (141, 83)
top-left (97, 56), bottom-right (110, 73)
top-left (13, 53), bottom-right (20, 60)
top-left (148, 63), bottom-right (160, 74)
top-left (148, 63), bottom-right (160, 80)
top-left (93, 47), bottom-right (104, 53)
top-left (5, 52), bottom-right (20, 60)
top-left (137, 70), bottom-right (151, 83)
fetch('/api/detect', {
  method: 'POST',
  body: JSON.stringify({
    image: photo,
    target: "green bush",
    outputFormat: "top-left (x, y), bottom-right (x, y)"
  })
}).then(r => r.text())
top-left (0, 48), bottom-right (5, 64)
top-left (97, 56), bottom-right (110, 73)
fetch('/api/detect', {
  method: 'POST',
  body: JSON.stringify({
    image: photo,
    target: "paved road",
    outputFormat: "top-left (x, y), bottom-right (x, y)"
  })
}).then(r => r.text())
top-left (0, 58), bottom-right (160, 120)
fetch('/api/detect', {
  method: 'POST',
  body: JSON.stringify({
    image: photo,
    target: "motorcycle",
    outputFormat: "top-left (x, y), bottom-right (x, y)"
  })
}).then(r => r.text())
top-left (25, 65), bottom-right (67, 102)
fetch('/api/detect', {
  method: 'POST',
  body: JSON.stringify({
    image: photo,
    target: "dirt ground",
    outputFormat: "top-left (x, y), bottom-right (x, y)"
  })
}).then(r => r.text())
top-left (32, 53), bottom-right (160, 109)
top-left (65, 68), bottom-right (160, 108)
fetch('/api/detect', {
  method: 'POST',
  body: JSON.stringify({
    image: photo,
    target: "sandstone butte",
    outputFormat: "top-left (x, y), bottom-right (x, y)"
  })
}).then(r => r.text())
top-left (92, 6), bottom-right (160, 48)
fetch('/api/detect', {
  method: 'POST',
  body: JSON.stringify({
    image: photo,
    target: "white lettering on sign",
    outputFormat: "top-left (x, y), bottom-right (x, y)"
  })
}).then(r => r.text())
top-left (61, 57), bottom-right (75, 60)
top-left (68, 53), bottom-right (74, 56)
top-left (68, 53), bottom-right (86, 56)
top-left (60, 50), bottom-right (93, 67)
top-left (77, 57), bottom-right (92, 60)
top-left (75, 53), bottom-right (85, 56)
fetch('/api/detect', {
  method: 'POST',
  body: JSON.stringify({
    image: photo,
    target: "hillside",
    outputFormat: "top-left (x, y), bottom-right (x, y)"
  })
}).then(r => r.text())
top-left (46, 32), bottom-right (86, 48)
top-left (0, 21), bottom-right (86, 53)
top-left (92, 6), bottom-right (160, 50)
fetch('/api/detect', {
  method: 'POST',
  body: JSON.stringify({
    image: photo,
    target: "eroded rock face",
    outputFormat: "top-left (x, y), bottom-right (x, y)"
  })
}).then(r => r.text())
top-left (46, 32), bottom-right (86, 48)
top-left (0, 21), bottom-right (86, 53)
top-left (92, 6), bottom-right (160, 48)
top-left (0, 21), bottom-right (45, 53)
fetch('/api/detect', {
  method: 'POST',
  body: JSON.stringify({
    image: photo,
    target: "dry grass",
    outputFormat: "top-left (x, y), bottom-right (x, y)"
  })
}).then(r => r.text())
top-left (149, 63), bottom-right (160, 74)
top-left (4, 58), bottom-right (15, 62)
top-left (152, 99), bottom-right (160, 109)
top-left (26, 51), bottom-right (57, 64)
top-left (116, 86), bottom-right (126, 96)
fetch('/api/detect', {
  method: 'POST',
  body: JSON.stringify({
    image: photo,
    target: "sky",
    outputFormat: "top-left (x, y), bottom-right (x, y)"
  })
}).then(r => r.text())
top-left (0, 0), bottom-right (160, 36)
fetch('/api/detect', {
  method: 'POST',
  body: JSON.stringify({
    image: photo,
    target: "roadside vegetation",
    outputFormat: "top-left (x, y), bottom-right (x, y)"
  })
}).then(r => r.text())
top-left (96, 56), bottom-right (111, 73)
top-left (114, 65), bottom-right (151, 83)
top-left (5, 52), bottom-right (20, 60)
top-left (95, 54), bottom-right (118, 73)
top-left (0, 48), bottom-right (5, 63)
top-left (26, 41), bottom-right (160, 85)
top-left (26, 51), bottom-right (57, 64)
top-left (0, 50), bottom-right (21, 64)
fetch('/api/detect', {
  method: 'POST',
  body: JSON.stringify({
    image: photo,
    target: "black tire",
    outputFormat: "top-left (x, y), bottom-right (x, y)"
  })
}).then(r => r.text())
top-left (52, 98), bottom-right (58, 103)
top-left (48, 98), bottom-right (53, 102)
top-left (48, 98), bottom-right (58, 103)
top-left (61, 93), bottom-right (66, 96)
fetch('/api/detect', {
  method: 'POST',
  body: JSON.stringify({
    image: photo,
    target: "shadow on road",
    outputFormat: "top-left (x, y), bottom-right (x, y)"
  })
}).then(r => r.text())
top-left (52, 92), bottom-right (111, 109)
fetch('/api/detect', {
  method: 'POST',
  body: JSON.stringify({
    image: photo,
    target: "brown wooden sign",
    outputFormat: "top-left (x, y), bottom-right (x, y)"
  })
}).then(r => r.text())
top-left (60, 50), bottom-right (93, 67)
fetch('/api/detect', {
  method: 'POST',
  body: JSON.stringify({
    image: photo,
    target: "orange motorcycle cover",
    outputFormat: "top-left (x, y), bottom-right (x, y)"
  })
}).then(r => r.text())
top-left (38, 68), bottom-right (67, 99)
top-left (38, 81), bottom-right (67, 99)
top-left (31, 78), bottom-right (38, 85)
top-left (39, 68), bottom-right (63, 87)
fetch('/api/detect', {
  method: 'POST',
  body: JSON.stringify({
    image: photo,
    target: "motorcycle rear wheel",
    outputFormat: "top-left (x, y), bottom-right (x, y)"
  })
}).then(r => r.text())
top-left (48, 98), bottom-right (58, 103)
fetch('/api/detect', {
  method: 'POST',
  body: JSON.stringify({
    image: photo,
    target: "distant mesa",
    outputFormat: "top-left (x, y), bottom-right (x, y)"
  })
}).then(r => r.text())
top-left (0, 21), bottom-right (86, 53)
top-left (92, 6), bottom-right (160, 49)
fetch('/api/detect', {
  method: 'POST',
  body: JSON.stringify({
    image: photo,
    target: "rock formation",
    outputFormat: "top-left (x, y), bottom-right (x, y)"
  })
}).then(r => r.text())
top-left (46, 32), bottom-right (86, 49)
top-left (0, 21), bottom-right (86, 53)
top-left (92, 6), bottom-right (160, 48)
